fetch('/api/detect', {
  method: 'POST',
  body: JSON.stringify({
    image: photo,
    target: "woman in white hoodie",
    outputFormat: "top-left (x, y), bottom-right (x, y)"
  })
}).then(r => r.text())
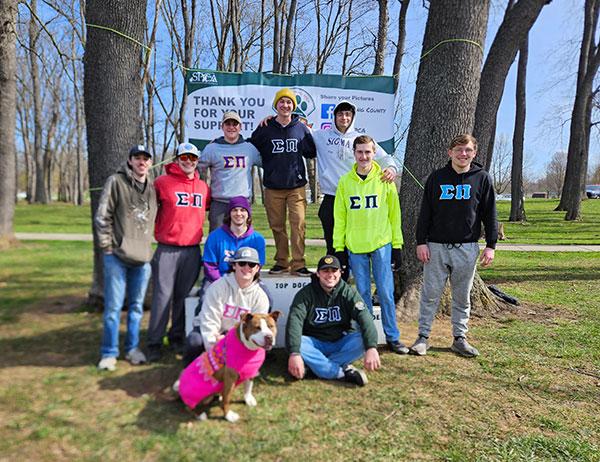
top-left (182, 247), bottom-right (270, 365)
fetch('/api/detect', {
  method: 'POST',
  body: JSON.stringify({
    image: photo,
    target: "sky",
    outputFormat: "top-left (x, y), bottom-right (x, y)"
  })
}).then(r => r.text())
top-left (396, 0), bottom-right (598, 179)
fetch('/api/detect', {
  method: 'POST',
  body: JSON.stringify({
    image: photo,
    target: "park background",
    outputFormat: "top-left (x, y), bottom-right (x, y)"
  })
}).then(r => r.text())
top-left (1, 0), bottom-right (600, 460)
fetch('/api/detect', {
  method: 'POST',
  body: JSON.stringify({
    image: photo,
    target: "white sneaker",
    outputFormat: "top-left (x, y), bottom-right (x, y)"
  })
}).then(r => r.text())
top-left (125, 348), bottom-right (147, 365)
top-left (98, 356), bottom-right (117, 371)
top-left (410, 336), bottom-right (429, 356)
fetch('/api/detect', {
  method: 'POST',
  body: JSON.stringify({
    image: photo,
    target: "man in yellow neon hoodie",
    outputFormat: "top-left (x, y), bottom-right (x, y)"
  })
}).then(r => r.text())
top-left (333, 135), bottom-right (408, 354)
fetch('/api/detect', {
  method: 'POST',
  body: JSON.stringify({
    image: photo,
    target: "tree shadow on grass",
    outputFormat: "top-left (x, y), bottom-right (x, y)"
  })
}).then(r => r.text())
top-left (0, 322), bottom-right (99, 369)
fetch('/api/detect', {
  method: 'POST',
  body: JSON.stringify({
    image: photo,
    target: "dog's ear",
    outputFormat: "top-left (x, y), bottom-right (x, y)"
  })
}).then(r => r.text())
top-left (269, 311), bottom-right (282, 322)
top-left (240, 312), bottom-right (253, 323)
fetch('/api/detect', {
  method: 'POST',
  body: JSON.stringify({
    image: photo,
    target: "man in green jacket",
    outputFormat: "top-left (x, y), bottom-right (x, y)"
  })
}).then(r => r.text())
top-left (95, 145), bottom-right (157, 371)
top-left (285, 255), bottom-right (380, 386)
top-left (333, 134), bottom-right (408, 354)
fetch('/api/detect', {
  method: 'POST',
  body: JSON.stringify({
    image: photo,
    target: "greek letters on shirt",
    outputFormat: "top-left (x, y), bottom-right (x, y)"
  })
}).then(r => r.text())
top-left (349, 194), bottom-right (379, 209)
top-left (271, 138), bottom-right (298, 154)
top-left (439, 184), bottom-right (472, 200)
top-left (175, 192), bottom-right (204, 207)
top-left (313, 306), bottom-right (342, 324)
top-left (223, 155), bottom-right (247, 168)
top-left (223, 304), bottom-right (250, 320)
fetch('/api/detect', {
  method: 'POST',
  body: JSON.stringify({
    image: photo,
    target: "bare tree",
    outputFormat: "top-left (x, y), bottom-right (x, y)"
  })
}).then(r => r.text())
top-left (84, 0), bottom-right (147, 306)
top-left (545, 151), bottom-right (568, 197)
top-left (556, 0), bottom-right (600, 219)
top-left (510, 35), bottom-right (528, 222)
top-left (372, 0), bottom-right (388, 75)
top-left (0, 0), bottom-right (18, 241)
top-left (392, 0), bottom-right (410, 92)
top-left (398, 0), bottom-right (498, 319)
top-left (473, 0), bottom-right (551, 170)
top-left (490, 133), bottom-right (512, 194)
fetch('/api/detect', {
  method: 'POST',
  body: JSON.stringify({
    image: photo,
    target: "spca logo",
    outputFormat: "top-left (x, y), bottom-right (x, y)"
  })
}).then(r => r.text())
top-left (189, 71), bottom-right (218, 84)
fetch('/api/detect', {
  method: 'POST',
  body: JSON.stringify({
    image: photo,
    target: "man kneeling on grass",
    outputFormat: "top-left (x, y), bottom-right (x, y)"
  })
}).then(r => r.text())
top-left (285, 255), bottom-right (380, 386)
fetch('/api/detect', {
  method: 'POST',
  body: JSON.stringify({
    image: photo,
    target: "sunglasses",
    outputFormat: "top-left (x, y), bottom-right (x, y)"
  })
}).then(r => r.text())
top-left (178, 154), bottom-right (198, 162)
top-left (236, 261), bottom-right (258, 268)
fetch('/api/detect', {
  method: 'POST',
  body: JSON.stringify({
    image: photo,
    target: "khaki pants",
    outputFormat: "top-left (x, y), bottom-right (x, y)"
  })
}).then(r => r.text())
top-left (263, 186), bottom-right (306, 270)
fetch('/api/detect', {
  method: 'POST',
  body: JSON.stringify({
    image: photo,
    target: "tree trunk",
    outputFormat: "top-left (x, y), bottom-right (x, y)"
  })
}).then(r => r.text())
top-left (510, 36), bottom-right (528, 222)
top-left (398, 0), bottom-right (499, 319)
top-left (473, 0), bottom-right (550, 170)
top-left (0, 0), bottom-right (18, 242)
top-left (392, 0), bottom-right (409, 92)
top-left (272, 0), bottom-right (281, 73)
top-left (373, 0), bottom-right (388, 75)
top-left (557, 0), bottom-right (599, 220)
top-left (84, 0), bottom-right (147, 307)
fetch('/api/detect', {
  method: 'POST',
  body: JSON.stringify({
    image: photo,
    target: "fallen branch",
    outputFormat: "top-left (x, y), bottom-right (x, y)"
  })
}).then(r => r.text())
top-left (567, 367), bottom-right (600, 380)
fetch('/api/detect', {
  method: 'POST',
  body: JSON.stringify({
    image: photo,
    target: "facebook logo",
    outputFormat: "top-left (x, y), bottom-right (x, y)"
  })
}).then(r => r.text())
top-left (321, 104), bottom-right (336, 119)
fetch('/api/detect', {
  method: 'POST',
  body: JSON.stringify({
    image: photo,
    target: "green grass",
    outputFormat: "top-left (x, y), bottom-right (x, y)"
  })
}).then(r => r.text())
top-left (0, 241), bottom-right (599, 461)
top-left (13, 198), bottom-right (600, 244)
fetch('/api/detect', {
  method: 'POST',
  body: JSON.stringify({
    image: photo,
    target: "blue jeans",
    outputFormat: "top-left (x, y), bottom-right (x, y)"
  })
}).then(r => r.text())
top-left (100, 254), bottom-right (151, 358)
top-left (348, 243), bottom-right (400, 342)
top-left (300, 331), bottom-right (365, 379)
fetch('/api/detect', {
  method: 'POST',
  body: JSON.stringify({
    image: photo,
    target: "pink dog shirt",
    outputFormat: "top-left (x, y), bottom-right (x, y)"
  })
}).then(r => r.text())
top-left (178, 327), bottom-right (266, 409)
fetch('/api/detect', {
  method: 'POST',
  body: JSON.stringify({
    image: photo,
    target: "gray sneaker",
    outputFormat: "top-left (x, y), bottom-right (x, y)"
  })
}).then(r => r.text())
top-left (125, 347), bottom-right (147, 365)
top-left (410, 335), bottom-right (429, 356)
top-left (342, 365), bottom-right (368, 387)
top-left (98, 356), bottom-right (117, 371)
top-left (451, 337), bottom-right (480, 357)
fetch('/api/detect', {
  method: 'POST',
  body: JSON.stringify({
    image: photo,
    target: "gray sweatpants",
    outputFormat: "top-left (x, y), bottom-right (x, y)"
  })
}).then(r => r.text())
top-left (208, 200), bottom-right (230, 232)
top-left (418, 242), bottom-right (479, 338)
top-left (147, 243), bottom-right (201, 348)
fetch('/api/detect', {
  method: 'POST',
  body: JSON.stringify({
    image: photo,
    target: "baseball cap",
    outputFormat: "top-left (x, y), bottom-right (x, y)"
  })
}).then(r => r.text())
top-left (176, 142), bottom-right (199, 157)
top-left (129, 145), bottom-right (152, 158)
top-left (231, 247), bottom-right (260, 264)
top-left (317, 255), bottom-right (341, 271)
top-left (222, 111), bottom-right (242, 124)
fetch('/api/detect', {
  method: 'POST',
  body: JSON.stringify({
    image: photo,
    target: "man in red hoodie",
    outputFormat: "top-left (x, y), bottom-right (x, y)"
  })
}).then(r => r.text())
top-left (147, 142), bottom-right (210, 362)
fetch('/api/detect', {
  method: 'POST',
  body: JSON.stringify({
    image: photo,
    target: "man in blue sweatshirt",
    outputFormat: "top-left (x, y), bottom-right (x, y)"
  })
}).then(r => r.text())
top-left (250, 88), bottom-right (316, 276)
top-left (411, 134), bottom-right (497, 358)
top-left (200, 111), bottom-right (262, 231)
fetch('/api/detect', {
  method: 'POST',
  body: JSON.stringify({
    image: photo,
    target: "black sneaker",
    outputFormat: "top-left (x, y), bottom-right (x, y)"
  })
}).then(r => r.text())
top-left (291, 267), bottom-right (312, 277)
top-left (343, 365), bottom-right (368, 386)
top-left (147, 345), bottom-right (162, 363)
top-left (269, 265), bottom-right (288, 274)
top-left (387, 340), bottom-right (409, 355)
top-left (169, 339), bottom-right (185, 355)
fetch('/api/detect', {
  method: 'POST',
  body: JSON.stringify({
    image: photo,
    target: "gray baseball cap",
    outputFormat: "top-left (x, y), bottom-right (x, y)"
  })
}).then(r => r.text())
top-left (230, 247), bottom-right (260, 264)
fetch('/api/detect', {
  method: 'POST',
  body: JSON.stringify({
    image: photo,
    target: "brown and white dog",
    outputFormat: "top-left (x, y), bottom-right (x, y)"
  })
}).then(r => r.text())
top-left (178, 311), bottom-right (280, 422)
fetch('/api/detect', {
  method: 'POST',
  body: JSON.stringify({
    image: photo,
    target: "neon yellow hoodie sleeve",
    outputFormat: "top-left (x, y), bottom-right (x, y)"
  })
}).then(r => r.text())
top-left (387, 182), bottom-right (404, 248)
top-left (333, 180), bottom-right (347, 252)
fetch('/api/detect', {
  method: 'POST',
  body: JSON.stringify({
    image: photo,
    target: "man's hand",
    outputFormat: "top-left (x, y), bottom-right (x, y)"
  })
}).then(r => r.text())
top-left (104, 248), bottom-right (113, 255)
top-left (416, 244), bottom-right (430, 263)
top-left (380, 167), bottom-right (397, 183)
top-left (363, 348), bottom-right (380, 372)
top-left (479, 247), bottom-right (495, 267)
top-left (288, 354), bottom-right (305, 379)
top-left (391, 248), bottom-right (402, 272)
top-left (259, 115), bottom-right (274, 127)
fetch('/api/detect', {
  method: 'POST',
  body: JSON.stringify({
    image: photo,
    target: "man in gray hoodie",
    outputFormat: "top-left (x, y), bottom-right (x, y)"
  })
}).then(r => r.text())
top-left (200, 111), bottom-right (262, 231)
top-left (95, 145), bottom-right (157, 371)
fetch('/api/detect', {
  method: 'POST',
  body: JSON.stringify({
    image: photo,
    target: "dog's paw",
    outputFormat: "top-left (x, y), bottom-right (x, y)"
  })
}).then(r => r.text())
top-left (244, 394), bottom-right (257, 407)
top-left (225, 410), bottom-right (239, 423)
top-left (195, 412), bottom-right (208, 421)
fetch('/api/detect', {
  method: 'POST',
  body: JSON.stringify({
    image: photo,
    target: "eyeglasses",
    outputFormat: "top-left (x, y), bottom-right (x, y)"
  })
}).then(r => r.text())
top-left (236, 261), bottom-right (258, 268)
top-left (178, 154), bottom-right (198, 162)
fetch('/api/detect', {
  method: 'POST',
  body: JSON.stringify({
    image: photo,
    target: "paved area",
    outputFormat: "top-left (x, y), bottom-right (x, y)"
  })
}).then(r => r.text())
top-left (14, 233), bottom-right (600, 252)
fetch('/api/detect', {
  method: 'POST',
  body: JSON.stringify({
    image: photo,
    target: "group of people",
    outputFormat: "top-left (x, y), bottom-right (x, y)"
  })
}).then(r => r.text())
top-left (95, 87), bottom-right (497, 387)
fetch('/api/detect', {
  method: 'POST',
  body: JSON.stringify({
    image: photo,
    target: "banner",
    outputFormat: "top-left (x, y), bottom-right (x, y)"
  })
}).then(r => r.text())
top-left (185, 70), bottom-right (395, 153)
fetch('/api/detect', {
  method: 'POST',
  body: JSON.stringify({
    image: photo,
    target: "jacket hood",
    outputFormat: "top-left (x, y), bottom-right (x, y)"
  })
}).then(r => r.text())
top-left (445, 160), bottom-right (484, 176)
top-left (221, 224), bottom-right (255, 239)
top-left (165, 161), bottom-right (198, 181)
top-left (213, 135), bottom-right (246, 146)
top-left (350, 160), bottom-right (382, 182)
top-left (223, 271), bottom-right (260, 293)
top-left (269, 114), bottom-right (301, 129)
top-left (332, 100), bottom-right (356, 135)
